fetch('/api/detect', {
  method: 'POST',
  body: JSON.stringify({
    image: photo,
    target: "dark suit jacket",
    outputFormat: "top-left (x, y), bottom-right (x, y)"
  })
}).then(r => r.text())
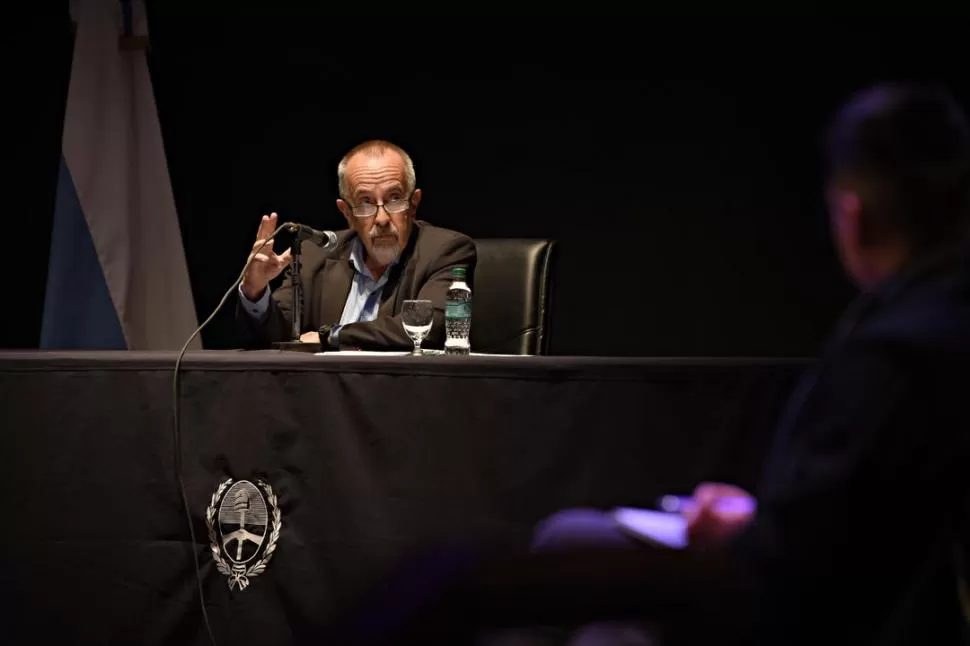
top-left (736, 244), bottom-right (970, 646)
top-left (236, 221), bottom-right (476, 350)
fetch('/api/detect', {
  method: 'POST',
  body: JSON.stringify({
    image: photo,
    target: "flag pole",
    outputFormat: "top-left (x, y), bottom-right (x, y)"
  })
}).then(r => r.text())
top-left (118, 0), bottom-right (147, 50)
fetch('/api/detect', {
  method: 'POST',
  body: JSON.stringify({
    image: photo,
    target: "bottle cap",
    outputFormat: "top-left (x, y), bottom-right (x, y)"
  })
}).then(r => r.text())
top-left (451, 266), bottom-right (467, 278)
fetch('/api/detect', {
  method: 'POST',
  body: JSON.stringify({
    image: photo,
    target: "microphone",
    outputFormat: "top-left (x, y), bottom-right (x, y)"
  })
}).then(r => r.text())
top-left (283, 222), bottom-right (338, 249)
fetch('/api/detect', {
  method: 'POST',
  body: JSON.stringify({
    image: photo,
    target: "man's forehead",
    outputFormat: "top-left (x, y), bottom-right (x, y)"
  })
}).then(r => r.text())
top-left (346, 149), bottom-right (404, 175)
top-left (347, 154), bottom-right (405, 193)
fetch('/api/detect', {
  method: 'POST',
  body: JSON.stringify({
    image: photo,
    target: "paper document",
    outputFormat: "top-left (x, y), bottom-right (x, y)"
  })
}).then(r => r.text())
top-left (313, 351), bottom-right (411, 357)
top-left (612, 507), bottom-right (688, 549)
top-left (312, 350), bottom-right (528, 358)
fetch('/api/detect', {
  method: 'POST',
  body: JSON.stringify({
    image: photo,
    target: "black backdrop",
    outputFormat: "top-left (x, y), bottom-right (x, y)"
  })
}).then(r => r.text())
top-left (13, 10), bottom-right (970, 355)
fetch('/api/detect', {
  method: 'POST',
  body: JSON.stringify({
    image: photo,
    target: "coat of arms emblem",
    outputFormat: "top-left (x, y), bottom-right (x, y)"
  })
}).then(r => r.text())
top-left (206, 478), bottom-right (281, 591)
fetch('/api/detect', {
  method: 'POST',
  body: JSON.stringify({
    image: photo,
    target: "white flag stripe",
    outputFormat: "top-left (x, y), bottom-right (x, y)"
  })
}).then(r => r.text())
top-left (63, 0), bottom-right (200, 350)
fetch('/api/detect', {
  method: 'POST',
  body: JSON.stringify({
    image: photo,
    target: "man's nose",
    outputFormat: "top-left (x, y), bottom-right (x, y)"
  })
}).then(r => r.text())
top-left (374, 205), bottom-right (391, 226)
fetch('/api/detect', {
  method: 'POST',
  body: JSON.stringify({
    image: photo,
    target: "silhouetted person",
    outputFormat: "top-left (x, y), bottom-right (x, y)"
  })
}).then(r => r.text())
top-left (532, 82), bottom-right (970, 646)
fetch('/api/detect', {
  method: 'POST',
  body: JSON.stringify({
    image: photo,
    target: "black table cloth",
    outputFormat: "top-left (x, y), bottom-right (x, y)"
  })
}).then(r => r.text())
top-left (0, 350), bottom-right (806, 645)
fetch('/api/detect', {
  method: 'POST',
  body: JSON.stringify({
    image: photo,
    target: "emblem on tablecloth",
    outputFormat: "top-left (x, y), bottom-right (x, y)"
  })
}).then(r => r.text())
top-left (206, 478), bottom-right (281, 591)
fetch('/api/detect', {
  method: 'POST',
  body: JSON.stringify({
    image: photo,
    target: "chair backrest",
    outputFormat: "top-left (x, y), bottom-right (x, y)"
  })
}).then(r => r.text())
top-left (957, 542), bottom-right (970, 636)
top-left (470, 238), bottom-right (556, 355)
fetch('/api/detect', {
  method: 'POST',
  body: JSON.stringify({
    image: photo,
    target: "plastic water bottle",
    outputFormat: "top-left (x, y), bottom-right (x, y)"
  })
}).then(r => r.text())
top-left (445, 266), bottom-right (472, 355)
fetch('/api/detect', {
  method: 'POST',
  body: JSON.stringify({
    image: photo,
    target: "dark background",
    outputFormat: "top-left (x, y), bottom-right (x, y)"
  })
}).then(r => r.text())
top-left (13, 10), bottom-right (970, 355)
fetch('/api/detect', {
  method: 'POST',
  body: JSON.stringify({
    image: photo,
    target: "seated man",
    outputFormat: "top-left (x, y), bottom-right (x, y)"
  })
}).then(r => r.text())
top-left (236, 140), bottom-right (476, 350)
top-left (531, 83), bottom-right (970, 646)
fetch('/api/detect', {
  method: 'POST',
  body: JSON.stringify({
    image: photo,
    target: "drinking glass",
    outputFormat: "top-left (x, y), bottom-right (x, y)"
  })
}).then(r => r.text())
top-left (401, 300), bottom-right (434, 355)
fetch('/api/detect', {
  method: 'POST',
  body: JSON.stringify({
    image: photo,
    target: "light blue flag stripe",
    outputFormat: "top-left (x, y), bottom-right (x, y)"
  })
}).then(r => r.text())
top-left (40, 155), bottom-right (127, 349)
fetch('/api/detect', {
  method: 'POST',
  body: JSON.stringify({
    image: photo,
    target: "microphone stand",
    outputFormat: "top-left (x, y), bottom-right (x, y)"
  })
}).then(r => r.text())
top-left (290, 233), bottom-right (302, 341)
top-left (272, 231), bottom-right (322, 353)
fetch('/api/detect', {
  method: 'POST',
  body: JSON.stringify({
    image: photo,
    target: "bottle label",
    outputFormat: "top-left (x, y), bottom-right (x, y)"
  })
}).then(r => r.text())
top-left (446, 302), bottom-right (472, 318)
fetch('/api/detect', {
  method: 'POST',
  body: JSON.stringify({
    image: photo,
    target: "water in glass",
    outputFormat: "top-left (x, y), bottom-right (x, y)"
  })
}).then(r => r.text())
top-left (402, 299), bottom-right (434, 355)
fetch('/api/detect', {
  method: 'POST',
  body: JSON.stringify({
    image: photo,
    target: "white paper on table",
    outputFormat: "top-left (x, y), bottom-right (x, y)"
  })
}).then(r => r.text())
top-left (611, 507), bottom-right (688, 549)
top-left (313, 351), bottom-right (411, 357)
top-left (469, 353), bottom-right (526, 357)
top-left (312, 350), bottom-right (529, 358)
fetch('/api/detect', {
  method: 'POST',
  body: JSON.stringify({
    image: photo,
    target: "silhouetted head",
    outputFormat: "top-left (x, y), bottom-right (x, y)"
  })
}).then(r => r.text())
top-left (824, 83), bottom-right (970, 288)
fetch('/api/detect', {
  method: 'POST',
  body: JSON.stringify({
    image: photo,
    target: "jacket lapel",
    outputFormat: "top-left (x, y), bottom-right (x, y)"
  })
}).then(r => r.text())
top-left (379, 262), bottom-right (405, 316)
top-left (378, 224), bottom-right (421, 316)
top-left (317, 257), bottom-right (355, 325)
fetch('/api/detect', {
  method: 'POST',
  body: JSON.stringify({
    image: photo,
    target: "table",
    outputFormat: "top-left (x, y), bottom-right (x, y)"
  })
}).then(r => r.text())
top-left (0, 350), bottom-right (807, 645)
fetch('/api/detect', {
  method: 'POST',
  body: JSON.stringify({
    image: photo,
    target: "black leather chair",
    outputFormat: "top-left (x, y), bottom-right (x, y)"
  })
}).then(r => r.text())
top-left (469, 238), bottom-right (556, 355)
top-left (958, 543), bottom-right (970, 635)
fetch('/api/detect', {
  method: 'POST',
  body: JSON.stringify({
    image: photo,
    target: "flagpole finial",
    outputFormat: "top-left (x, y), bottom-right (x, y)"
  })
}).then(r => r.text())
top-left (118, 0), bottom-right (147, 50)
top-left (118, 34), bottom-right (148, 51)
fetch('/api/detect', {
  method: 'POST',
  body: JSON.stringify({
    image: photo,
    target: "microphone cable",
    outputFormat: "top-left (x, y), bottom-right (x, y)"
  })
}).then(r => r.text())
top-left (172, 223), bottom-right (289, 646)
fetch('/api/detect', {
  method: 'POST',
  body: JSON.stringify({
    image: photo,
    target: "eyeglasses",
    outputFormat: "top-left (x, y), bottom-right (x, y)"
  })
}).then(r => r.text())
top-left (351, 195), bottom-right (412, 218)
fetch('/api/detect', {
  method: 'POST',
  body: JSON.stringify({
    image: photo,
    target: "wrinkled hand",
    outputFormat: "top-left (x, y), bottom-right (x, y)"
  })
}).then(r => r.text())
top-left (684, 482), bottom-right (756, 549)
top-left (299, 331), bottom-right (320, 344)
top-left (241, 212), bottom-right (292, 301)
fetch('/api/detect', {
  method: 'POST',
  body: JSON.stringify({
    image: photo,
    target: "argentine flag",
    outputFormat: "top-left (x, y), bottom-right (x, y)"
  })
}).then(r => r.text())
top-left (41, 0), bottom-right (200, 350)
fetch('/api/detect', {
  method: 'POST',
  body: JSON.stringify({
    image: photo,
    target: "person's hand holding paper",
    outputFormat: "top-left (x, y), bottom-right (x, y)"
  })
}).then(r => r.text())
top-left (683, 482), bottom-right (757, 549)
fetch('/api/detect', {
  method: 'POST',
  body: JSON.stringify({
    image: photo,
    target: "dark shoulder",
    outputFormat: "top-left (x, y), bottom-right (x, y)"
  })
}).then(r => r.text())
top-left (856, 254), bottom-right (970, 359)
top-left (413, 221), bottom-right (475, 252)
top-left (408, 222), bottom-right (476, 277)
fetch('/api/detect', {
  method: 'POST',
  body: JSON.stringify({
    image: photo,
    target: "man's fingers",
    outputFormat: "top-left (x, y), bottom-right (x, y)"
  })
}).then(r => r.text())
top-left (255, 212), bottom-right (279, 241)
top-left (248, 251), bottom-right (289, 276)
top-left (689, 484), bottom-right (721, 513)
top-left (692, 482), bottom-right (751, 505)
top-left (251, 238), bottom-right (273, 255)
top-left (299, 331), bottom-right (320, 344)
top-left (684, 501), bottom-right (709, 529)
top-left (255, 214), bottom-right (271, 240)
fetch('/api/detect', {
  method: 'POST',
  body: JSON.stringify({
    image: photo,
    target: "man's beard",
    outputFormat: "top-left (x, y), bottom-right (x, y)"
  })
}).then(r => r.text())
top-left (368, 223), bottom-right (401, 266)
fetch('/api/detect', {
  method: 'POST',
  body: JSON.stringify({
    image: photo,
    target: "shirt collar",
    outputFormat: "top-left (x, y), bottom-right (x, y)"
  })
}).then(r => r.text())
top-left (869, 239), bottom-right (970, 307)
top-left (830, 240), bottom-right (970, 347)
top-left (348, 237), bottom-right (400, 282)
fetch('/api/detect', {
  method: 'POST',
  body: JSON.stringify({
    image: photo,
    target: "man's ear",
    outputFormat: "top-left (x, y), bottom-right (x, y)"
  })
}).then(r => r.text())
top-left (410, 188), bottom-right (422, 212)
top-left (832, 189), bottom-right (863, 248)
top-left (336, 198), bottom-right (352, 227)
top-left (843, 190), bottom-right (884, 247)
